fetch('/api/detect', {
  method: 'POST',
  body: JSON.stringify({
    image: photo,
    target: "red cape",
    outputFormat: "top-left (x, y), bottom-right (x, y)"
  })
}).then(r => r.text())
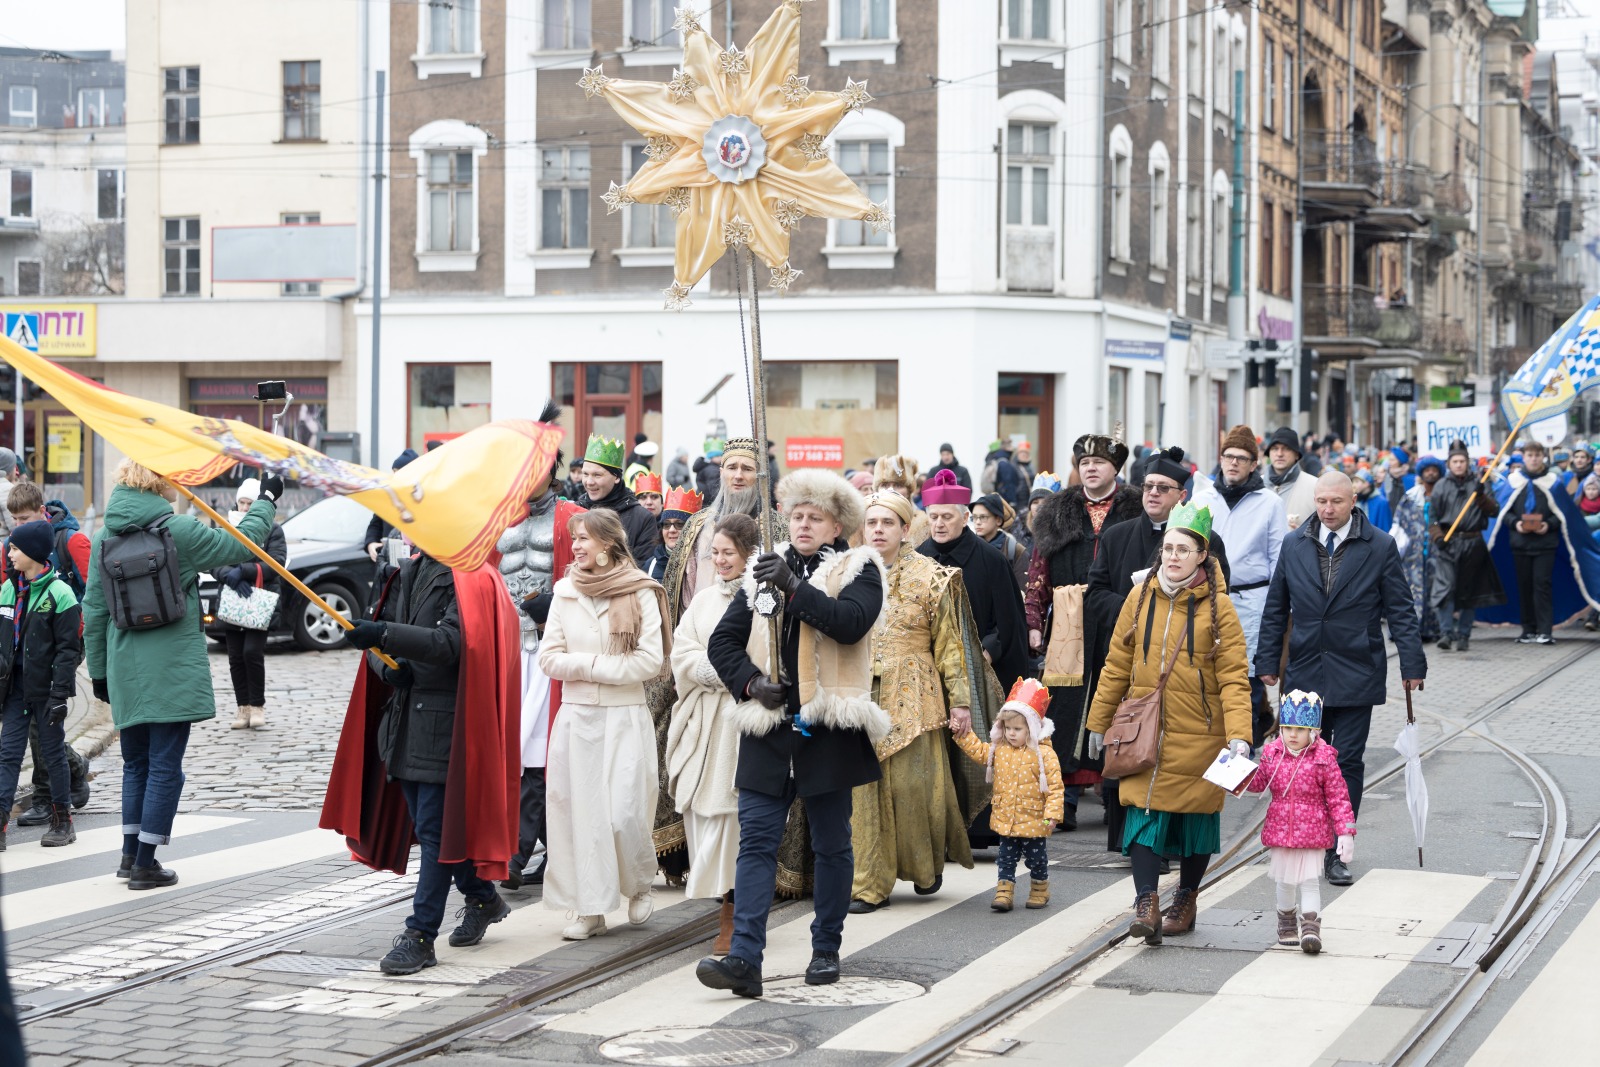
top-left (319, 564), bottom-right (522, 881)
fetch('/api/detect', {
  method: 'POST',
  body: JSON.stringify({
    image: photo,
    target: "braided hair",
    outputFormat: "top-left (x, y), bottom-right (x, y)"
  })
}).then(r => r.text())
top-left (1123, 531), bottom-right (1222, 664)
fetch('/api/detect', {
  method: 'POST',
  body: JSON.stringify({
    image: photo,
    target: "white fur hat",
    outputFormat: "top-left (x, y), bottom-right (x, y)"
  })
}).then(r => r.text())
top-left (775, 468), bottom-right (867, 538)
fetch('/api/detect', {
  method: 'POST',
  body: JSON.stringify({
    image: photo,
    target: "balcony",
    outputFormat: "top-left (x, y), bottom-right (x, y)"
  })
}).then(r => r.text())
top-left (1302, 284), bottom-right (1422, 354)
top-left (1302, 133), bottom-right (1382, 220)
top-left (1363, 162), bottom-right (1430, 236)
top-left (1422, 315), bottom-right (1471, 358)
top-left (1431, 175), bottom-right (1473, 234)
top-left (1492, 345), bottom-right (1534, 377)
top-left (1525, 269), bottom-right (1584, 312)
top-left (1524, 169), bottom-right (1559, 211)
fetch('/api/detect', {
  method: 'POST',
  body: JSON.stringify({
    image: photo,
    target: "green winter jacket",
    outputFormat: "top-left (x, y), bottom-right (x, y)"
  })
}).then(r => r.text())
top-left (82, 485), bottom-right (276, 729)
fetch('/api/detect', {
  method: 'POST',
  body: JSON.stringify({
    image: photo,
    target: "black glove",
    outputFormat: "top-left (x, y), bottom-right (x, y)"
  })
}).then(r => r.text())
top-left (91, 677), bottom-right (109, 703)
top-left (220, 566), bottom-right (253, 598)
top-left (46, 700), bottom-right (69, 726)
top-left (747, 675), bottom-right (789, 710)
top-left (379, 659), bottom-right (414, 689)
top-left (344, 619), bottom-right (388, 650)
top-left (258, 472), bottom-right (285, 503)
top-left (752, 552), bottom-right (802, 596)
top-left (521, 592), bottom-right (553, 625)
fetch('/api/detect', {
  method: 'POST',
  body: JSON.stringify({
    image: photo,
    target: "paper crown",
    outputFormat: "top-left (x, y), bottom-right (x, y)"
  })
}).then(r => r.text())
top-left (584, 434), bottom-right (626, 470)
top-left (704, 437), bottom-right (726, 457)
top-left (1032, 471), bottom-right (1061, 492)
top-left (922, 468), bottom-right (971, 507)
top-left (1169, 502), bottom-right (1213, 544)
top-left (1073, 422), bottom-right (1129, 471)
top-left (1279, 689), bottom-right (1323, 729)
top-left (722, 437), bottom-right (759, 464)
top-left (632, 471), bottom-right (663, 495)
top-left (1003, 678), bottom-right (1051, 719)
top-left (663, 486), bottom-right (702, 516)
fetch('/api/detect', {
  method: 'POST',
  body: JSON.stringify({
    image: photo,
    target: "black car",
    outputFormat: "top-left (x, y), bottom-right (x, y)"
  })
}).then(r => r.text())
top-left (200, 495), bottom-right (377, 652)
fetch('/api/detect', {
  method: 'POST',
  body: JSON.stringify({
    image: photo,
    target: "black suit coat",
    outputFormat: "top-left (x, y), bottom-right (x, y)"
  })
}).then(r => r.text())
top-left (918, 528), bottom-right (1028, 691)
top-left (707, 540), bottom-right (883, 797)
top-left (1086, 516), bottom-right (1232, 633)
top-left (1254, 509), bottom-right (1427, 706)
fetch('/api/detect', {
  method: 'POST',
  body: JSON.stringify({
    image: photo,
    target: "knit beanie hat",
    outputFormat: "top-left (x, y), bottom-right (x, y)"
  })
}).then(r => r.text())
top-left (1266, 426), bottom-right (1301, 457)
top-left (1221, 425), bottom-right (1259, 459)
top-left (9, 520), bottom-right (55, 569)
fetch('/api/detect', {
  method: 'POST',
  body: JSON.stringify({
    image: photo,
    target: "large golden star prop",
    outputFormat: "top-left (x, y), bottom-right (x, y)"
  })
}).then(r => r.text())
top-left (581, 1), bottom-right (891, 309)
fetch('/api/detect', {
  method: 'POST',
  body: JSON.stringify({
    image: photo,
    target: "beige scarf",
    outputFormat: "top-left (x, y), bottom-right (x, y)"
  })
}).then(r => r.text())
top-left (569, 560), bottom-right (674, 659)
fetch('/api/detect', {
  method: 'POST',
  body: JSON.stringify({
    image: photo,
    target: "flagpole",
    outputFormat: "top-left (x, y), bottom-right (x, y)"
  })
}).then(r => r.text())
top-left (743, 248), bottom-right (785, 683)
top-left (173, 484), bottom-right (401, 671)
top-left (1441, 405), bottom-right (1533, 544)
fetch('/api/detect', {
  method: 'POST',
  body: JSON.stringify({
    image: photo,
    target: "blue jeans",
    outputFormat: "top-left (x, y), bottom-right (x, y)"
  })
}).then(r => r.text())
top-left (1435, 605), bottom-right (1475, 640)
top-left (730, 783), bottom-right (853, 969)
top-left (400, 779), bottom-right (497, 940)
top-left (0, 686), bottom-right (69, 818)
top-left (121, 721), bottom-right (191, 845)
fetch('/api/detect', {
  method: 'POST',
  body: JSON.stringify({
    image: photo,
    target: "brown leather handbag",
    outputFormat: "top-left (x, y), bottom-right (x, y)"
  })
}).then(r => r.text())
top-left (1102, 638), bottom-right (1186, 779)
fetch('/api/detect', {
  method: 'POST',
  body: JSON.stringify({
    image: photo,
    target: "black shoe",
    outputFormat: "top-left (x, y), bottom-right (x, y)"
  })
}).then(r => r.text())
top-left (848, 898), bottom-right (889, 913)
top-left (1455, 636), bottom-right (1470, 653)
top-left (71, 776), bottom-right (90, 810)
top-left (128, 862), bottom-right (179, 891)
top-left (527, 856), bottom-right (546, 884)
top-left (913, 874), bottom-right (943, 896)
top-left (501, 856), bottom-right (525, 891)
top-left (380, 930), bottom-right (437, 975)
top-left (1059, 804), bottom-right (1078, 832)
top-left (116, 853), bottom-right (133, 879)
top-left (16, 799), bottom-right (51, 827)
top-left (1516, 632), bottom-right (1536, 644)
top-left (696, 955), bottom-right (762, 998)
top-left (448, 893), bottom-right (510, 947)
top-left (805, 951), bottom-right (840, 986)
top-left (1436, 636), bottom-right (1453, 651)
top-left (1324, 856), bottom-right (1353, 886)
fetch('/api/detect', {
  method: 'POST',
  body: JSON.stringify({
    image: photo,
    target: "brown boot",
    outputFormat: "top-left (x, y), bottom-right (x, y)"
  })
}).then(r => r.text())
top-left (1129, 890), bottom-right (1162, 945)
top-left (1276, 908), bottom-right (1299, 945)
top-left (249, 705), bottom-right (266, 729)
top-left (1161, 887), bottom-right (1198, 935)
top-left (231, 705), bottom-right (250, 730)
top-left (1300, 912), bottom-right (1322, 955)
top-left (1025, 880), bottom-right (1050, 909)
top-left (991, 880), bottom-right (1015, 912)
top-left (713, 897), bottom-right (734, 956)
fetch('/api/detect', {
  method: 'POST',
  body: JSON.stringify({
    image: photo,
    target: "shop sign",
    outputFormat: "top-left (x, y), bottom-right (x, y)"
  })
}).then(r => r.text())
top-left (1104, 339), bottom-right (1165, 362)
top-left (46, 415), bottom-right (81, 474)
top-left (189, 378), bottom-right (330, 403)
top-left (1385, 379), bottom-right (1416, 402)
top-left (785, 437), bottom-right (844, 468)
top-left (1257, 309), bottom-right (1294, 341)
top-left (0, 304), bottom-right (95, 357)
top-left (1416, 405), bottom-right (1491, 459)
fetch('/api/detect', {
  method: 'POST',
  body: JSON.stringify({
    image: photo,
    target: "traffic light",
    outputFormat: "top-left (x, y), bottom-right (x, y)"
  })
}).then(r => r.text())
top-left (1299, 349), bottom-right (1320, 412)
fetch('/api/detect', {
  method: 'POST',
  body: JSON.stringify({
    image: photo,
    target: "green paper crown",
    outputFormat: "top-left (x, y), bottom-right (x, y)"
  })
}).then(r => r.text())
top-left (1170, 502), bottom-right (1213, 544)
top-left (584, 433), bottom-right (626, 470)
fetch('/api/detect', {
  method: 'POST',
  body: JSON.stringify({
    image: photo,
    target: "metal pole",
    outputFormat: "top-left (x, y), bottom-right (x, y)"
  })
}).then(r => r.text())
top-left (1228, 68), bottom-right (1245, 340)
top-left (369, 70), bottom-right (386, 468)
top-left (12, 370), bottom-right (21, 460)
top-left (1292, 0), bottom-right (1305, 434)
top-left (745, 251), bottom-right (784, 682)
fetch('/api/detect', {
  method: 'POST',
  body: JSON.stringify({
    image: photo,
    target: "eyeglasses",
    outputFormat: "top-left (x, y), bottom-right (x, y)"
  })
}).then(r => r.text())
top-left (1220, 453), bottom-right (1254, 464)
top-left (1160, 544), bottom-right (1195, 559)
top-left (661, 520), bottom-right (685, 530)
top-left (1143, 483), bottom-right (1181, 496)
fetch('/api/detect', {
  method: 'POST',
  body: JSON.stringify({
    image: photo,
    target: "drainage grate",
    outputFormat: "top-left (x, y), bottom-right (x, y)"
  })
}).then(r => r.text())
top-left (758, 975), bottom-right (924, 1007)
top-left (599, 1028), bottom-right (799, 1066)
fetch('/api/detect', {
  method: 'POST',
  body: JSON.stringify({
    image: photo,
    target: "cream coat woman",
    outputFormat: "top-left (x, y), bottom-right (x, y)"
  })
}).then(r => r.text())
top-left (540, 509), bottom-right (670, 941)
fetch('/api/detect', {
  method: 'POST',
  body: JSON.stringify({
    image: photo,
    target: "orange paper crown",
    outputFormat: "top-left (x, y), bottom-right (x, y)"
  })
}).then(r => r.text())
top-left (1004, 678), bottom-right (1051, 719)
top-left (663, 485), bottom-right (703, 516)
top-left (632, 471), bottom-right (663, 495)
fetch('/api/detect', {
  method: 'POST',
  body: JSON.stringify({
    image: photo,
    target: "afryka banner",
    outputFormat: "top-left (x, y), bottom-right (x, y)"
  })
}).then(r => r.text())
top-left (1416, 405), bottom-right (1492, 459)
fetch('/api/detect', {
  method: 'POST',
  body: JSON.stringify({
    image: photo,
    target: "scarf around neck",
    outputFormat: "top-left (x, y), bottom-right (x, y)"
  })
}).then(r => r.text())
top-left (569, 560), bottom-right (673, 659)
top-left (1267, 462), bottom-right (1300, 488)
top-left (1218, 470), bottom-right (1264, 509)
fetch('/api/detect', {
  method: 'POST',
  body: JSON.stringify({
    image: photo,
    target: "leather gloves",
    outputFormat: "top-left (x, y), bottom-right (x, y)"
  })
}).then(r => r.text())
top-left (521, 592), bottom-right (553, 625)
top-left (91, 677), bottom-right (109, 704)
top-left (379, 659), bottom-right (414, 689)
top-left (258, 473), bottom-right (285, 502)
top-left (46, 700), bottom-right (69, 726)
top-left (344, 620), bottom-right (388, 650)
top-left (1227, 739), bottom-right (1252, 761)
top-left (220, 566), bottom-right (253, 598)
top-left (752, 552), bottom-right (802, 596)
top-left (1336, 834), bottom-right (1355, 864)
top-left (1087, 731), bottom-right (1104, 760)
top-left (747, 674), bottom-right (789, 710)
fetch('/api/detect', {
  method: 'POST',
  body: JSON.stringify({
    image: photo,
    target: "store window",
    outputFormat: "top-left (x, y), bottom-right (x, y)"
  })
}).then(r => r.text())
top-left (1107, 367), bottom-right (1129, 435)
top-left (189, 378), bottom-right (330, 488)
top-left (766, 361), bottom-right (896, 476)
top-left (1144, 371), bottom-right (1163, 446)
top-left (408, 364), bottom-right (491, 451)
top-left (998, 373), bottom-right (1055, 471)
top-left (552, 361), bottom-right (663, 462)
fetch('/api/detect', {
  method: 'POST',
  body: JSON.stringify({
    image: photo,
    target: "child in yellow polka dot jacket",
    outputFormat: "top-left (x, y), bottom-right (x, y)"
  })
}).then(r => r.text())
top-left (954, 678), bottom-right (1064, 912)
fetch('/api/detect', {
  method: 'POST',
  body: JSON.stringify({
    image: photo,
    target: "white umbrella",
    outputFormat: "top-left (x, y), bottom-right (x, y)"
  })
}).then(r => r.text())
top-left (1394, 687), bottom-right (1428, 868)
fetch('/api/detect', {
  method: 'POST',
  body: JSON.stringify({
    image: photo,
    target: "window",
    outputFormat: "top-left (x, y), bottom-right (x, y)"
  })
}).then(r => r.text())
top-left (542, 0), bottom-right (591, 50)
top-left (1211, 178), bottom-right (1229, 286)
top-left (427, 0), bottom-right (479, 54)
top-left (163, 216), bottom-right (201, 297)
top-left (539, 146), bottom-right (590, 250)
top-left (1151, 0), bottom-right (1170, 85)
top-left (836, 140), bottom-right (890, 247)
top-left (427, 150), bottom-right (475, 253)
top-left (1282, 49), bottom-right (1294, 139)
top-left (1186, 14), bottom-right (1204, 97)
top-left (1281, 205), bottom-right (1293, 296)
top-left (1359, 0), bottom-right (1376, 48)
top-left (163, 67), bottom-right (200, 144)
top-left (837, 0), bottom-right (890, 39)
top-left (1007, 0), bottom-right (1051, 40)
top-left (9, 170), bottom-right (31, 218)
top-left (1260, 197), bottom-right (1274, 293)
top-left (15, 260), bottom-right (40, 297)
top-left (1006, 123), bottom-right (1052, 228)
top-left (1214, 26), bottom-right (1229, 114)
top-left (1107, 367), bottom-right (1129, 434)
top-left (77, 88), bottom-right (115, 127)
top-left (283, 61), bottom-right (321, 141)
top-left (999, 374), bottom-right (1056, 470)
top-left (1109, 128), bottom-right (1131, 262)
top-left (97, 169), bottom-right (123, 220)
top-left (282, 213), bottom-right (321, 296)
top-left (409, 364), bottom-right (493, 452)
top-left (1149, 146), bottom-right (1169, 269)
top-left (1263, 39), bottom-right (1275, 129)
top-left (766, 362), bottom-right (897, 478)
top-left (623, 145), bottom-right (672, 250)
top-left (1144, 372), bottom-right (1163, 446)
top-left (1186, 185), bottom-right (1203, 278)
top-left (630, 0), bottom-right (681, 45)
top-left (8, 86), bottom-right (35, 128)
top-left (1112, 0), bottom-right (1132, 65)
top-left (553, 362), bottom-right (664, 460)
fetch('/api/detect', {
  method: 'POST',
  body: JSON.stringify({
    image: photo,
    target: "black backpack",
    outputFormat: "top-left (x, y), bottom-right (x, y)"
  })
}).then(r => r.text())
top-left (98, 515), bottom-right (186, 630)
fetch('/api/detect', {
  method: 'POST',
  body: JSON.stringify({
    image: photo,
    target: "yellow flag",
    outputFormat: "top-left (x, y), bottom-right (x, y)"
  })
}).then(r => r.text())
top-left (0, 337), bottom-right (560, 571)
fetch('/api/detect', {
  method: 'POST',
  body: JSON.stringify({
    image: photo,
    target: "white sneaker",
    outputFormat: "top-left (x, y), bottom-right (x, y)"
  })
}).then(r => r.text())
top-left (628, 891), bottom-right (654, 925)
top-left (562, 914), bottom-right (606, 941)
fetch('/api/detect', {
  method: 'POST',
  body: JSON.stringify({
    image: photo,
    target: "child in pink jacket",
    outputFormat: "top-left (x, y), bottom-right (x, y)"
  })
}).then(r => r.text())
top-left (1244, 690), bottom-right (1355, 955)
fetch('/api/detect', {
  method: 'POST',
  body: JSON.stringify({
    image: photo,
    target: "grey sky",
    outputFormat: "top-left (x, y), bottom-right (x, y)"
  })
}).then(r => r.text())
top-left (0, 0), bottom-right (124, 53)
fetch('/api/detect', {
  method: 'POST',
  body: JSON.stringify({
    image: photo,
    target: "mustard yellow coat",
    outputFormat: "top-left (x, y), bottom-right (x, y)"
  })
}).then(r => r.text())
top-left (1085, 572), bottom-right (1253, 816)
top-left (953, 731), bottom-right (1064, 838)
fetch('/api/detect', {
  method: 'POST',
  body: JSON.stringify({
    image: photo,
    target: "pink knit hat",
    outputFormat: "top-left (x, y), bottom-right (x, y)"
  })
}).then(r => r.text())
top-left (921, 468), bottom-right (970, 507)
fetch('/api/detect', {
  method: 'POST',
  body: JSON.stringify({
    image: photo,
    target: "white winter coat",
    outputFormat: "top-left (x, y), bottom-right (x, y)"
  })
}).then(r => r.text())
top-left (537, 578), bottom-right (666, 701)
top-left (1271, 468), bottom-right (1319, 531)
top-left (665, 577), bottom-right (742, 817)
top-left (1189, 474), bottom-right (1287, 665)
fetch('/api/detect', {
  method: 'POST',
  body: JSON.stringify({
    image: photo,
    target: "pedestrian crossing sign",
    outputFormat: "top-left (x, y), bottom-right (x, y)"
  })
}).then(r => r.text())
top-left (4, 311), bottom-right (39, 352)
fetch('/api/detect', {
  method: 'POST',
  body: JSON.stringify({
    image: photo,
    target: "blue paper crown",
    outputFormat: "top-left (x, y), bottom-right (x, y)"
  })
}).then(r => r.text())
top-left (1279, 689), bottom-right (1323, 730)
